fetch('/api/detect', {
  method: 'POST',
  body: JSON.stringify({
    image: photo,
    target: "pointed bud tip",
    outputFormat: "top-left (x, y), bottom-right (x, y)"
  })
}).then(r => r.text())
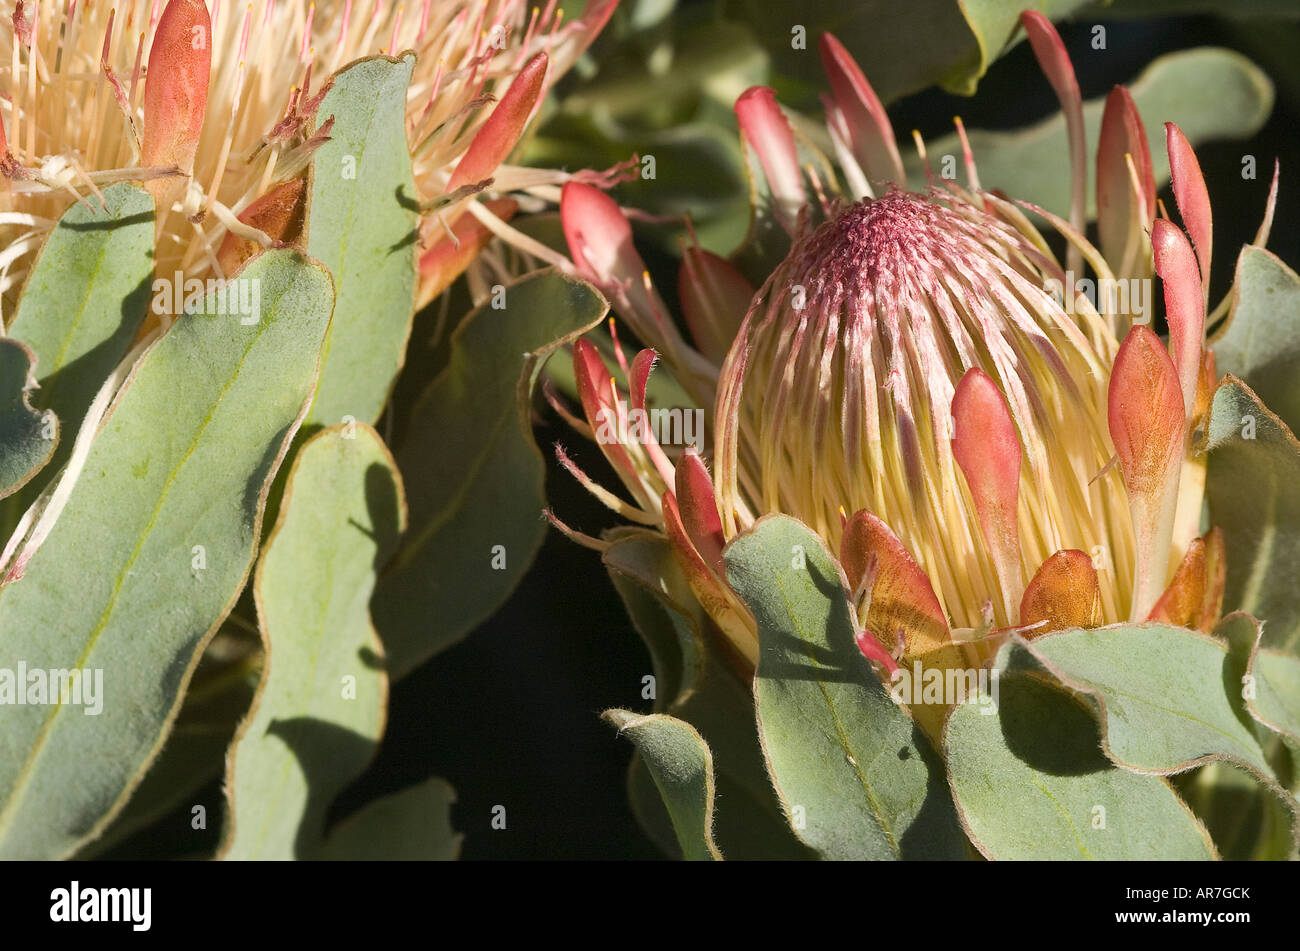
top-left (560, 181), bottom-right (638, 287)
top-left (1165, 122), bottom-right (1213, 286)
top-left (141, 0), bottom-right (213, 174)
top-left (1108, 326), bottom-right (1185, 495)
top-left (734, 86), bottom-right (803, 227)
top-left (817, 32), bottom-right (904, 185)
top-left (447, 51), bottom-right (550, 192)
top-left (1151, 219), bottom-right (1205, 418)
top-left (674, 451), bottom-right (725, 575)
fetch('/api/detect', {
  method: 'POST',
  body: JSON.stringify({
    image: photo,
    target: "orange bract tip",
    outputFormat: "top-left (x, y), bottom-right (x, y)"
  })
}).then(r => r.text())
top-left (840, 509), bottom-right (949, 660)
top-left (1147, 527), bottom-right (1224, 633)
top-left (418, 197), bottom-right (518, 298)
top-left (216, 177), bottom-right (307, 276)
top-left (1108, 326), bottom-right (1186, 619)
top-left (1108, 326), bottom-right (1185, 498)
top-left (1020, 549), bottom-right (1100, 636)
top-left (951, 368), bottom-right (1024, 617)
top-left (141, 0), bottom-right (213, 175)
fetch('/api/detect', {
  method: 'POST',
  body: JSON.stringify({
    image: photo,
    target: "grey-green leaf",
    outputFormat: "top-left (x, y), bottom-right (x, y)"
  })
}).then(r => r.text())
top-left (1206, 378), bottom-right (1300, 653)
top-left (221, 423), bottom-right (403, 860)
top-left (0, 248), bottom-right (334, 859)
top-left (5, 182), bottom-right (153, 447)
top-left (3, 183), bottom-right (153, 510)
top-left (724, 515), bottom-right (966, 860)
top-left (374, 269), bottom-right (608, 677)
top-left (728, 0), bottom-right (1089, 102)
top-left (1229, 612), bottom-right (1300, 750)
top-left (76, 640), bottom-right (259, 858)
top-left (0, 339), bottom-right (55, 499)
top-left (1171, 615), bottom-right (1299, 859)
top-left (319, 778), bottom-right (462, 861)
top-left (946, 666), bottom-right (1216, 859)
top-left (1025, 624), bottom-right (1278, 777)
top-left (603, 530), bottom-right (695, 712)
top-left (1177, 761), bottom-right (1297, 860)
top-left (604, 529), bottom-right (811, 860)
top-left (306, 54), bottom-right (418, 428)
top-left (604, 709), bottom-right (721, 861)
top-left (1252, 652), bottom-right (1300, 750)
top-left (1212, 246), bottom-right (1300, 438)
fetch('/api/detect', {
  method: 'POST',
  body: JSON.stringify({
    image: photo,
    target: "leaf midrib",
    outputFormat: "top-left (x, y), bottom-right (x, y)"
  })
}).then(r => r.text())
top-left (0, 299), bottom-right (284, 846)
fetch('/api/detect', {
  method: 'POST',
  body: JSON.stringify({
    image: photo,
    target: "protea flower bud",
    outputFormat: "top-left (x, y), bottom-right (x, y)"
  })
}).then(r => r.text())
top-left (0, 0), bottom-right (619, 310)
top-left (540, 8), bottom-right (1289, 865)
top-left (551, 11), bottom-right (1247, 680)
top-left (715, 184), bottom-right (1139, 638)
top-left (707, 15), bottom-right (1233, 661)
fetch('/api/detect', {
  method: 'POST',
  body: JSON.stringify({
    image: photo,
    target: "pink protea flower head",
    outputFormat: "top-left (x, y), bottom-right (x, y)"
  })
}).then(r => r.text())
top-left (0, 0), bottom-right (619, 312)
top-left (714, 183), bottom-right (1130, 635)
top-left (549, 12), bottom-right (1272, 678)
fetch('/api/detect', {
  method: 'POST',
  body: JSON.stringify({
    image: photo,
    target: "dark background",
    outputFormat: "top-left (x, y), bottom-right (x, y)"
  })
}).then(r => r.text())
top-left (335, 11), bottom-right (1300, 860)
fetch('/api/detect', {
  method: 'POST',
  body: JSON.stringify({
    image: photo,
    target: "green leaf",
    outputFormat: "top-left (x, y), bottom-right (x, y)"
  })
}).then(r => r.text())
top-left (1025, 624), bottom-right (1279, 777)
top-left (904, 48), bottom-right (1274, 221)
top-left (727, 0), bottom-right (1089, 103)
top-left (1176, 762), bottom-right (1296, 860)
top-left (2, 183), bottom-right (153, 511)
top-left (0, 339), bottom-right (55, 499)
top-left (1170, 614), bottom-right (1299, 859)
top-left (627, 753), bottom-right (685, 858)
top-left (1023, 621), bottom-right (1300, 856)
top-left (1251, 651), bottom-right (1300, 751)
top-left (1206, 378), bottom-right (1300, 652)
top-left (945, 665), bottom-right (1216, 859)
top-left (319, 778), bottom-right (462, 861)
top-left (1221, 611), bottom-right (1300, 753)
top-left (723, 515), bottom-right (967, 860)
top-left (1212, 246), bottom-right (1300, 438)
top-left (604, 529), bottom-right (811, 860)
top-left (604, 709), bottom-right (721, 861)
top-left (604, 531), bottom-right (694, 710)
top-left (75, 638), bottom-right (259, 858)
top-left (221, 423), bottom-right (403, 860)
top-left (306, 54), bottom-right (419, 428)
top-left (374, 269), bottom-right (608, 677)
top-left (5, 182), bottom-right (153, 437)
top-left (0, 248), bottom-right (334, 859)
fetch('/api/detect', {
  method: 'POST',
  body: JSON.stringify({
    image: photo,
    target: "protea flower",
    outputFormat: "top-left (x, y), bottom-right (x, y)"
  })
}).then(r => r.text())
top-left (0, 0), bottom-right (618, 315)
top-left (548, 12), bottom-right (1278, 710)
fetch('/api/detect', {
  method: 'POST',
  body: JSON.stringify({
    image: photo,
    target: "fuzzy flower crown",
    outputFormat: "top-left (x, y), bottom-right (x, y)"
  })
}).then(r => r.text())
top-left (0, 0), bottom-right (618, 316)
top-left (549, 12), bottom-right (1278, 682)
